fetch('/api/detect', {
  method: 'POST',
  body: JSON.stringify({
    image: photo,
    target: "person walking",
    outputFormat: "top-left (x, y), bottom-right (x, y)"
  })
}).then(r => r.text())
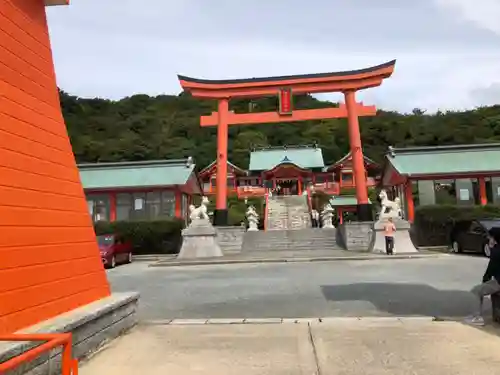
top-left (383, 217), bottom-right (396, 255)
top-left (311, 209), bottom-right (319, 228)
top-left (467, 230), bottom-right (500, 325)
top-left (315, 209), bottom-right (321, 228)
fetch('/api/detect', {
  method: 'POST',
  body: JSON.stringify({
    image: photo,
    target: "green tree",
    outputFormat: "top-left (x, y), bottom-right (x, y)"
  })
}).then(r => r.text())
top-left (59, 90), bottom-right (500, 170)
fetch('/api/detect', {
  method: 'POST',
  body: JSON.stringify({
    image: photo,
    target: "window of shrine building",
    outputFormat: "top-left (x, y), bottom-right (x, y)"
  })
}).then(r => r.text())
top-left (411, 180), bottom-right (419, 206)
top-left (433, 178), bottom-right (480, 205)
top-left (342, 173), bottom-right (353, 183)
top-left (87, 195), bottom-right (110, 222)
top-left (434, 179), bottom-right (457, 205)
top-left (238, 178), bottom-right (259, 187)
top-left (485, 177), bottom-right (500, 204)
top-left (115, 190), bottom-right (176, 221)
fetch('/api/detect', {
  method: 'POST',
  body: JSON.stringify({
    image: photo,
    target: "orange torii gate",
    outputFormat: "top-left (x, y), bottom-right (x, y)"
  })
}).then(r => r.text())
top-left (178, 60), bottom-right (396, 225)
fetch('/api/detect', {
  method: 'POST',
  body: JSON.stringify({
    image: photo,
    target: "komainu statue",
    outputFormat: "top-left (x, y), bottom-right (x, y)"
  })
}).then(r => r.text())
top-left (189, 196), bottom-right (210, 221)
top-left (378, 189), bottom-right (402, 219)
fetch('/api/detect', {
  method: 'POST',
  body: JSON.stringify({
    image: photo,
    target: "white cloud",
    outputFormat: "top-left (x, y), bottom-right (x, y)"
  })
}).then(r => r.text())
top-left (46, 0), bottom-right (500, 112)
top-left (434, 0), bottom-right (500, 35)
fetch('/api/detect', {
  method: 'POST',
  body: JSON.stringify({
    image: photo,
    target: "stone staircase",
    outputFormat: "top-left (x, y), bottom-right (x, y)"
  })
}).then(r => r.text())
top-left (266, 196), bottom-right (311, 231)
top-left (234, 195), bottom-right (342, 253)
top-left (242, 228), bottom-right (341, 251)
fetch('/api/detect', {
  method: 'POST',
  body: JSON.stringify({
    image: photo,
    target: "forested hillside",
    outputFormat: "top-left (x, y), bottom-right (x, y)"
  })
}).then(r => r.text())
top-left (60, 90), bottom-right (500, 169)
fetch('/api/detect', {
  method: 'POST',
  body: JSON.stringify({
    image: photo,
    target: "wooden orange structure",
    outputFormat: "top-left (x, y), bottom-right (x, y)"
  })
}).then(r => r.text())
top-left (0, 0), bottom-right (110, 334)
top-left (178, 60), bottom-right (396, 224)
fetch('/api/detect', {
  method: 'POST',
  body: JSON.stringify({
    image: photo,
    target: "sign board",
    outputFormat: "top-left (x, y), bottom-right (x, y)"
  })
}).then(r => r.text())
top-left (278, 88), bottom-right (293, 115)
top-left (459, 189), bottom-right (470, 201)
top-left (134, 198), bottom-right (144, 210)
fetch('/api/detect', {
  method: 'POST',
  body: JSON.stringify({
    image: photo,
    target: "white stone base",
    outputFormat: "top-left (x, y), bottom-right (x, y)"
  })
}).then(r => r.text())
top-left (177, 219), bottom-right (224, 259)
top-left (372, 219), bottom-right (418, 254)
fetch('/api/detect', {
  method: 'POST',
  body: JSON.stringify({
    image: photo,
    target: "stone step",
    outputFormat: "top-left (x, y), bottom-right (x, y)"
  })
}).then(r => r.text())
top-left (243, 243), bottom-right (342, 251)
top-left (247, 240), bottom-right (339, 246)
top-left (242, 229), bottom-right (341, 251)
top-left (246, 246), bottom-right (341, 251)
top-left (266, 195), bottom-right (312, 231)
top-left (247, 238), bottom-right (339, 243)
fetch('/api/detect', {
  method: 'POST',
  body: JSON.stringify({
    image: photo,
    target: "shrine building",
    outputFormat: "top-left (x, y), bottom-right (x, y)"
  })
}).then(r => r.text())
top-left (78, 158), bottom-right (202, 224)
top-left (381, 143), bottom-right (500, 223)
top-left (199, 144), bottom-right (379, 198)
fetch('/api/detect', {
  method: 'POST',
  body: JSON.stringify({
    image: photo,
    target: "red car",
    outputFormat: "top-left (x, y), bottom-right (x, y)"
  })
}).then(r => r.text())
top-left (97, 234), bottom-right (133, 268)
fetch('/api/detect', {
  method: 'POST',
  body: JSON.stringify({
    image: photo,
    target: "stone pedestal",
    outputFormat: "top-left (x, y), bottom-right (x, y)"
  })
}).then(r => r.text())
top-left (372, 218), bottom-right (418, 254)
top-left (338, 222), bottom-right (374, 252)
top-left (216, 226), bottom-right (245, 253)
top-left (177, 219), bottom-right (223, 259)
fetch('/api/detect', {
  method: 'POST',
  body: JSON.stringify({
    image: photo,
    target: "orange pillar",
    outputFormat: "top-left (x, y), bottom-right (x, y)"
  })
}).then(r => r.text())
top-left (214, 98), bottom-right (229, 225)
top-left (175, 190), bottom-right (182, 218)
top-left (404, 181), bottom-right (415, 223)
top-left (344, 90), bottom-right (371, 221)
top-left (479, 177), bottom-right (487, 205)
top-left (110, 193), bottom-right (117, 222)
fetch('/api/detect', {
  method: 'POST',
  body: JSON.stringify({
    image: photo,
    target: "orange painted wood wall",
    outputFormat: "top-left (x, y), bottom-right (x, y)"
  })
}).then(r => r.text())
top-left (0, 0), bottom-right (110, 334)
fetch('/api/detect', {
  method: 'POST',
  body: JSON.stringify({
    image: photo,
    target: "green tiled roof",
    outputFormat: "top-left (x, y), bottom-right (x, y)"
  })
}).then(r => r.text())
top-left (199, 160), bottom-right (247, 174)
top-left (249, 146), bottom-right (325, 171)
top-left (386, 143), bottom-right (500, 176)
top-left (329, 196), bottom-right (372, 207)
top-left (78, 159), bottom-right (196, 190)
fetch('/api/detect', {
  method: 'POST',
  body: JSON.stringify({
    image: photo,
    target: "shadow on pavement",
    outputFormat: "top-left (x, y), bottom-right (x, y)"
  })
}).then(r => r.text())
top-left (321, 282), bottom-right (485, 318)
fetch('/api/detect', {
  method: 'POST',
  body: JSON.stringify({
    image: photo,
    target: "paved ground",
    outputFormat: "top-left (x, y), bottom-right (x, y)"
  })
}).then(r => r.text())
top-left (149, 249), bottom-right (439, 267)
top-left (80, 319), bottom-right (500, 374)
top-left (107, 254), bottom-right (489, 321)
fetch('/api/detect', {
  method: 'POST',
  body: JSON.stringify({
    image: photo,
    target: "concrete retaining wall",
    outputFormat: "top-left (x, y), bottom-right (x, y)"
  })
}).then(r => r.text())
top-left (1, 292), bottom-right (139, 375)
top-left (337, 222), bottom-right (374, 252)
top-left (216, 226), bottom-right (245, 253)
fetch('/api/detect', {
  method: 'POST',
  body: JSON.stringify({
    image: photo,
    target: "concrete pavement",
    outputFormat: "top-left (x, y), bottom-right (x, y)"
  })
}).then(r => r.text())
top-left (80, 318), bottom-right (500, 374)
top-left (148, 249), bottom-right (446, 267)
top-left (107, 256), bottom-right (488, 321)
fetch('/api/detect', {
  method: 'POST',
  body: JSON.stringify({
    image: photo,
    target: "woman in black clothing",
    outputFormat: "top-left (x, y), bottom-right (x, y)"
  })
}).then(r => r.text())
top-left (467, 229), bottom-right (500, 325)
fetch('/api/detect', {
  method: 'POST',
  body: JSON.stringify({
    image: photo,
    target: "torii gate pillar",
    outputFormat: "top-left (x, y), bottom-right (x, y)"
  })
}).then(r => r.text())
top-left (213, 98), bottom-right (229, 225)
top-left (344, 90), bottom-right (371, 220)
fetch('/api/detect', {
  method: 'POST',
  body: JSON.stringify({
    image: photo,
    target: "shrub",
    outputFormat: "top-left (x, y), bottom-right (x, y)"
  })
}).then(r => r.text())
top-left (414, 204), bottom-right (500, 246)
top-left (203, 195), bottom-right (265, 226)
top-left (94, 218), bottom-right (185, 254)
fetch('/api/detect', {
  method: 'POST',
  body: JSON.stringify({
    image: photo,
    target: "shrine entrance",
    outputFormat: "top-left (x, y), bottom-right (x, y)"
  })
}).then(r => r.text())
top-left (178, 60), bottom-right (396, 225)
top-left (266, 162), bottom-right (309, 196)
top-left (274, 179), bottom-right (300, 196)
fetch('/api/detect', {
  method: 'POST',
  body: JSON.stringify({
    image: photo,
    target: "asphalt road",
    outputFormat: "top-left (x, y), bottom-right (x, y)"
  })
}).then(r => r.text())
top-left (106, 255), bottom-right (489, 321)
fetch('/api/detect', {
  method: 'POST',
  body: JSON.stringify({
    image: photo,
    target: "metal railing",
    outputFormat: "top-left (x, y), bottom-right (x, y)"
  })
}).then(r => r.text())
top-left (0, 333), bottom-right (78, 375)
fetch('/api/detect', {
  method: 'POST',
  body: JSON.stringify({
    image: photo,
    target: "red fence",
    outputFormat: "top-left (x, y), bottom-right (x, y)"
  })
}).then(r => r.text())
top-left (0, 333), bottom-right (78, 375)
top-left (237, 186), bottom-right (267, 198)
top-left (312, 182), bottom-right (340, 195)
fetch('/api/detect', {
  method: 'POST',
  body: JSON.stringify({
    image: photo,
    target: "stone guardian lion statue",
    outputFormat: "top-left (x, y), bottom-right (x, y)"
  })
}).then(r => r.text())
top-left (189, 196), bottom-right (210, 221)
top-left (378, 189), bottom-right (402, 219)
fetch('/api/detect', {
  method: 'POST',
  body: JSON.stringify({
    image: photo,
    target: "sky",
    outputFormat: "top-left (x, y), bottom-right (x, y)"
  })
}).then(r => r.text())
top-left (46, 0), bottom-right (500, 113)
